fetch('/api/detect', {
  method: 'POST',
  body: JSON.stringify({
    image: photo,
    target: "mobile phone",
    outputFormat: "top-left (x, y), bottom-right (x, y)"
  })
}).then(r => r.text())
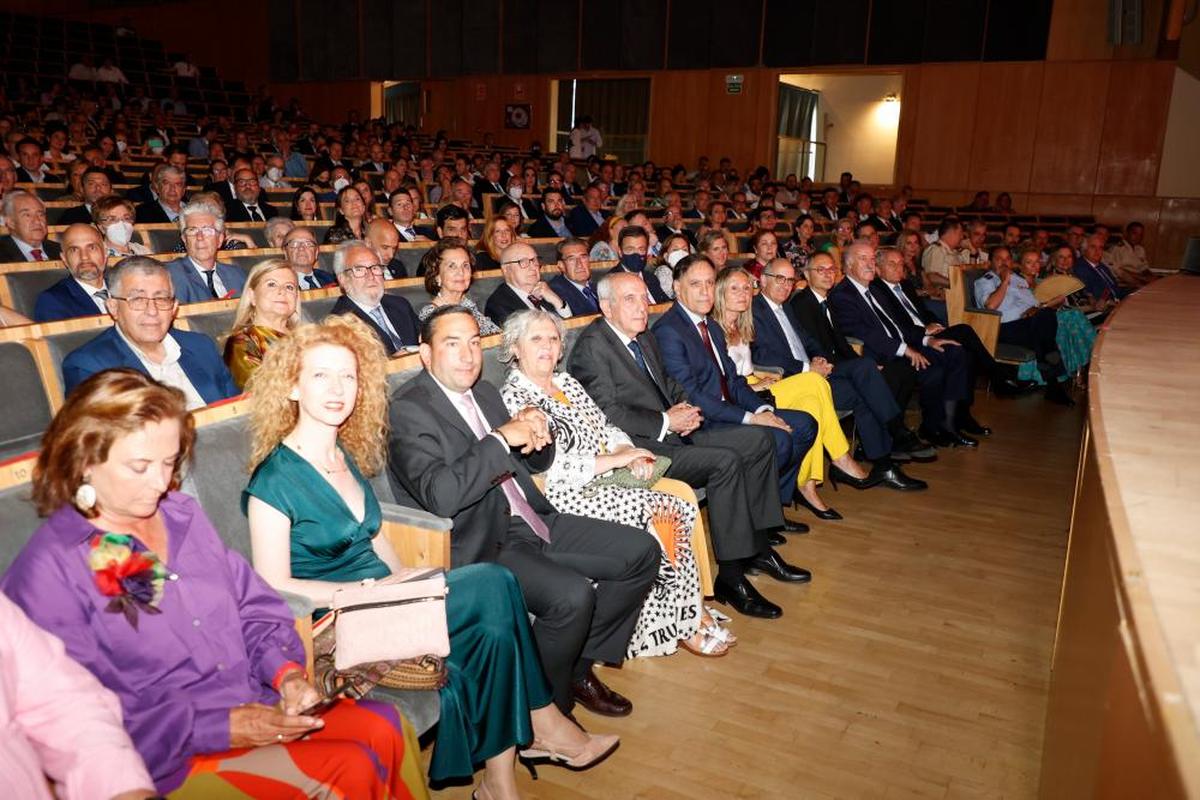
top-left (299, 691), bottom-right (345, 717)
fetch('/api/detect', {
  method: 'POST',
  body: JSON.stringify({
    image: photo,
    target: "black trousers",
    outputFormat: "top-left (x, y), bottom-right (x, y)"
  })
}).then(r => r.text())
top-left (496, 515), bottom-right (659, 713)
top-left (638, 423), bottom-right (781, 563)
top-left (828, 356), bottom-right (899, 460)
top-left (999, 309), bottom-right (1059, 361)
top-left (938, 323), bottom-right (996, 403)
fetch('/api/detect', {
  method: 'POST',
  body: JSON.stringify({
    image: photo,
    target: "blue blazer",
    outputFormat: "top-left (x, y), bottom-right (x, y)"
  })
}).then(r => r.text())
top-left (827, 278), bottom-right (907, 363)
top-left (1072, 256), bottom-right (1127, 301)
top-left (163, 257), bottom-right (246, 304)
top-left (566, 204), bottom-right (604, 237)
top-left (34, 277), bottom-right (106, 323)
top-left (297, 268), bottom-right (337, 290)
top-left (651, 302), bottom-right (763, 425)
top-left (547, 274), bottom-right (600, 316)
top-left (62, 326), bottom-right (239, 403)
top-left (749, 294), bottom-right (826, 376)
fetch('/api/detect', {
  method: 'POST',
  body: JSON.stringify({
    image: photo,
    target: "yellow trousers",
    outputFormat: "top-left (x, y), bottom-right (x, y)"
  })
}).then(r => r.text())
top-left (767, 371), bottom-right (850, 486)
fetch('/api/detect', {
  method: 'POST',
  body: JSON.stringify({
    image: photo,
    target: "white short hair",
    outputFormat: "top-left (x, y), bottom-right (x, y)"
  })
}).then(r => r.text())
top-left (177, 200), bottom-right (226, 233)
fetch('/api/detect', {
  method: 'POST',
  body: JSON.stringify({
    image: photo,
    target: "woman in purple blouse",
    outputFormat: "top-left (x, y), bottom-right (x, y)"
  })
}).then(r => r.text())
top-left (1, 368), bottom-right (429, 798)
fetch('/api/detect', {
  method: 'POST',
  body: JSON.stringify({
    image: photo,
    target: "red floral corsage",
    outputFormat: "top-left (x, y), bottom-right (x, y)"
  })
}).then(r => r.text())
top-left (87, 532), bottom-right (170, 629)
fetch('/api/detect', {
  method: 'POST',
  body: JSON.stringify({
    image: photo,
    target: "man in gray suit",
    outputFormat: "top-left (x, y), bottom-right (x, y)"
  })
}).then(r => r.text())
top-left (162, 201), bottom-right (245, 303)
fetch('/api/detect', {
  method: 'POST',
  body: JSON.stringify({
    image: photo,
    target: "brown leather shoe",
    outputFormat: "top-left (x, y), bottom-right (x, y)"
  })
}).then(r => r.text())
top-left (571, 667), bottom-right (633, 717)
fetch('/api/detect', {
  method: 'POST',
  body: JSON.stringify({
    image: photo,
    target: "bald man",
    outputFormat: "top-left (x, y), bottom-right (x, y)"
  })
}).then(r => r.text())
top-left (34, 224), bottom-right (111, 322)
top-left (366, 217), bottom-right (406, 278)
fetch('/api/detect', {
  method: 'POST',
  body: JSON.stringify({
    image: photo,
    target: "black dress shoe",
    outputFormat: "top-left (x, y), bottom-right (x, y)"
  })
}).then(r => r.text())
top-left (828, 464), bottom-right (884, 490)
top-left (712, 575), bottom-right (783, 619)
top-left (892, 429), bottom-right (938, 462)
top-left (1045, 383), bottom-right (1076, 407)
top-left (946, 431), bottom-right (979, 448)
top-left (869, 462), bottom-right (928, 491)
top-left (745, 548), bottom-right (812, 583)
top-left (780, 519), bottom-right (810, 534)
top-left (918, 427), bottom-right (956, 448)
top-left (767, 530), bottom-right (787, 546)
top-left (956, 415), bottom-right (992, 437)
top-left (793, 492), bottom-right (842, 520)
top-left (571, 667), bottom-right (633, 717)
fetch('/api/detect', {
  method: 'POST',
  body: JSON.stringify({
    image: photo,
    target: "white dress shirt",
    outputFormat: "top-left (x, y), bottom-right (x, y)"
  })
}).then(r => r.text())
top-left (604, 320), bottom-right (672, 441)
top-left (511, 284), bottom-right (571, 318)
top-left (762, 295), bottom-right (809, 369)
top-left (114, 327), bottom-right (205, 410)
top-left (846, 276), bottom-right (927, 355)
top-left (74, 278), bottom-right (109, 313)
top-left (188, 257), bottom-right (227, 297)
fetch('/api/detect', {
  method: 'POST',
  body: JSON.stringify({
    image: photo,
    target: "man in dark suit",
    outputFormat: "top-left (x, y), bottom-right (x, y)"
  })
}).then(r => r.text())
top-left (224, 168), bottom-right (280, 223)
top-left (526, 188), bottom-right (572, 239)
top-left (0, 191), bottom-right (62, 262)
top-left (34, 225), bottom-right (112, 322)
top-left (327, 240), bottom-right (419, 356)
top-left (1073, 233), bottom-right (1128, 302)
top-left (282, 227), bottom-right (336, 290)
top-left (61, 257), bottom-right (238, 405)
top-left (872, 246), bottom-right (995, 436)
top-left (752, 258), bottom-right (929, 489)
top-left (472, 162), bottom-right (507, 214)
top-left (57, 167), bottom-right (112, 225)
top-left (607, 225), bottom-right (671, 304)
top-left (484, 242), bottom-right (572, 327)
top-left (566, 186), bottom-right (606, 237)
top-left (133, 165), bottom-right (187, 225)
top-left (653, 256), bottom-right (818, 512)
top-left (829, 242), bottom-right (975, 449)
top-left (388, 305), bottom-right (658, 716)
top-left (568, 271), bottom-right (809, 621)
top-left (13, 138), bottom-right (54, 184)
top-left (814, 188), bottom-right (841, 223)
top-left (547, 237), bottom-right (601, 316)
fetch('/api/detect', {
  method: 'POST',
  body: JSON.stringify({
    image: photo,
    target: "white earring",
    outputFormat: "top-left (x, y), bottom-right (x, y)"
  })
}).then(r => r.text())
top-left (74, 481), bottom-right (97, 511)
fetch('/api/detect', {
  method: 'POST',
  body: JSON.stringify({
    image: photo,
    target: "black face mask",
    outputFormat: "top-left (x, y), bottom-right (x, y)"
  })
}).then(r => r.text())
top-left (620, 253), bottom-right (646, 273)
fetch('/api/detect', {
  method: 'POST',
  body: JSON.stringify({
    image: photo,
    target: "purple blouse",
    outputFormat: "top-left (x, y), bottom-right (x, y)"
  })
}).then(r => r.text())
top-left (1, 492), bottom-right (306, 792)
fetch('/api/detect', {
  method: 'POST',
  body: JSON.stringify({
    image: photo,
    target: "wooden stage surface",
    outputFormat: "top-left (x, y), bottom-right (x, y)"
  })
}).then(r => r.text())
top-left (433, 390), bottom-right (1087, 799)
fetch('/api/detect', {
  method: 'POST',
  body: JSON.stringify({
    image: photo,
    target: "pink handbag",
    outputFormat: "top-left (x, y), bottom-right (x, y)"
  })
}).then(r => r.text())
top-left (330, 568), bottom-right (450, 672)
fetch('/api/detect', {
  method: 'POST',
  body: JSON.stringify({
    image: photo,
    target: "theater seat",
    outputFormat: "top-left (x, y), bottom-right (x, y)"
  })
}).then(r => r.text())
top-left (0, 462), bottom-right (43, 574)
top-left (0, 343), bottom-right (53, 460)
top-left (4, 269), bottom-right (69, 319)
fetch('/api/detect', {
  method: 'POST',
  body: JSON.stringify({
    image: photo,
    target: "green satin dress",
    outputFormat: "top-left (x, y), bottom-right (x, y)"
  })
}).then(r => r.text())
top-left (242, 444), bottom-right (552, 781)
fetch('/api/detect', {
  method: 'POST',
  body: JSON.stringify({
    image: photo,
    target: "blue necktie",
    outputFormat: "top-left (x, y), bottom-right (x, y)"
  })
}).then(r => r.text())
top-left (582, 284), bottom-right (600, 311)
top-left (628, 340), bottom-right (649, 373)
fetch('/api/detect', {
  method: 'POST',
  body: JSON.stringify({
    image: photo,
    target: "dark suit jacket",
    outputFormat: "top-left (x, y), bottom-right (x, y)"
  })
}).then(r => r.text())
top-left (526, 216), bottom-right (567, 239)
top-left (651, 302), bottom-right (764, 426)
top-left (296, 268), bottom-right (337, 290)
top-left (1073, 256), bottom-right (1127, 301)
top-left (473, 180), bottom-right (506, 212)
top-left (547, 274), bottom-right (599, 316)
top-left (34, 277), bottom-right (106, 322)
top-left (867, 281), bottom-right (927, 349)
top-left (484, 282), bottom-right (558, 327)
top-left (566, 204), bottom-right (603, 237)
top-left (874, 278), bottom-right (938, 327)
top-left (224, 199), bottom-right (282, 223)
top-left (606, 264), bottom-right (671, 304)
top-left (749, 294), bottom-right (825, 376)
top-left (566, 317), bottom-right (688, 443)
top-left (0, 236), bottom-right (62, 262)
top-left (62, 327), bottom-right (238, 402)
top-left (789, 287), bottom-right (858, 364)
top-left (827, 279), bottom-right (908, 362)
top-left (57, 204), bottom-right (95, 225)
top-left (814, 204), bottom-right (841, 222)
top-left (134, 201), bottom-right (175, 225)
top-left (14, 167), bottom-right (58, 184)
top-left (387, 370), bottom-right (557, 566)
top-left (328, 293), bottom-right (419, 355)
top-left (655, 225), bottom-right (698, 250)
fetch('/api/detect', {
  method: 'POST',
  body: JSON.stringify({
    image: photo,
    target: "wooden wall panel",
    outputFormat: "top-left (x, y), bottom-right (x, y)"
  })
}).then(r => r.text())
top-left (1025, 193), bottom-right (1097, 215)
top-left (703, 69), bottom-right (777, 172)
top-left (1091, 195), bottom-right (1163, 262)
top-left (1095, 61), bottom-right (1175, 196)
top-left (422, 76), bottom-right (551, 150)
top-left (1156, 198), bottom-right (1200, 270)
top-left (270, 81), bottom-right (374, 126)
top-left (891, 67), bottom-right (921, 188)
top-left (908, 63), bottom-right (981, 190)
top-left (967, 61), bottom-right (1043, 192)
top-left (648, 72), bottom-right (710, 166)
top-left (1045, 0), bottom-right (1114, 61)
top-left (1029, 61), bottom-right (1111, 194)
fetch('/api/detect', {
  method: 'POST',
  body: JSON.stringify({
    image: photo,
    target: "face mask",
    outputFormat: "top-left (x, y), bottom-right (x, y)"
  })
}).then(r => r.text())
top-left (116, 139), bottom-right (127, 153)
top-left (620, 253), bottom-right (646, 273)
top-left (146, 137), bottom-right (164, 155)
top-left (666, 249), bottom-right (688, 268)
top-left (266, 166), bottom-right (283, 181)
top-left (333, 177), bottom-right (350, 192)
top-left (509, 186), bottom-right (523, 200)
top-left (106, 220), bottom-right (134, 247)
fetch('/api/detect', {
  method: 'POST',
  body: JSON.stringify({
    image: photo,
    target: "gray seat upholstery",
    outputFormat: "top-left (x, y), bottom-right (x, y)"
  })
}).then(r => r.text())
top-left (5, 269), bottom-right (72, 318)
top-left (393, 247), bottom-right (428, 277)
top-left (961, 269), bottom-right (1036, 365)
top-left (301, 295), bottom-right (339, 321)
top-left (0, 343), bottom-right (52, 461)
top-left (180, 309), bottom-right (236, 342)
top-left (0, 478), bottom-right (43, 576)
top-left (43, 326), bottom-right (113, 390)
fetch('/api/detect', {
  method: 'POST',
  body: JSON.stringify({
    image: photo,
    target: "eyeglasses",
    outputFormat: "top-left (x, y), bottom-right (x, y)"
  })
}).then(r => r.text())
top-left (562, 255), bottom-right (589, 266)
top-left (345, 264), bottom-right (385, 277)
top-left (502, 257), bottom-right (539, 269)
top-left (762, 272), bottom-right (797, 284)
top-left (807, 266), bottom-right (836, 275)
top-left (183, 225), bottom-right (220, 238)
top-left (110, 295), bottom-right (176, 311)
top-left (284, 240), bottom-right (317, 250)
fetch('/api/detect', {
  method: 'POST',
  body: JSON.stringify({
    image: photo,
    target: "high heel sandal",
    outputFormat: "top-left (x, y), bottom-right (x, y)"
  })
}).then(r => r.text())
top-left (679, 619), bottom-right (736, 657)
top-left (518, 731), bottom-right (620, 779)
top-left (792, 491), bottom-right (843, 520)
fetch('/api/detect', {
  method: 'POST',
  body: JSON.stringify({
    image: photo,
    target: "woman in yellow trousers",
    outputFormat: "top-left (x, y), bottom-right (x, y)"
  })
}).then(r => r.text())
top-left (713, 265), bottom-right (872, 520)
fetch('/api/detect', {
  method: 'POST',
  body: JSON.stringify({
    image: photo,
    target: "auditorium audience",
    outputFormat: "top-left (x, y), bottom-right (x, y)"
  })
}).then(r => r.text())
top-left (1105, 222), bottom-right (1155, 288)
top-left (1013, 247), bottom-right (1096, 385)
top-left (0, 190), bottom-right (61, 261)
top-left (222, 259), bottom-right (301, 389)
top-left (919, 218), bottom-right (964, 301)
top-left (264, 215), bottom-right (295, 249)
top-left (527, 187), bottom-right (571, 238)
top-left (58, 166), bottom-right (112, 224)
top-left (390, 189), bottom-right (428, 242)
top-left (476, 215), bottom-right (515, 270)
top-left (324, 185), bottom-right (370, 243)
top-left (289, 185), bottom-right (320, 221)
top-left (3, 369), bottom-right (425, 796)
top-left (163, 200), bottom-right (246, 303)
top-left (499, 309), bottom-right (734, 658)
top-left (435, 203), bottom-right (471, 242)
top-left (1073, 233), bottom-right (1128, 302)
top-left (610, 224), bottom-right (672, 304)
top-left (485, 241), bottom-right (571, 326)
top-left (548, 236), bottom-right (601, 316)
top-left (282, 225), bottom-right (335, 290)
top-left (588, 215), bottom-right (624, 262)
top-left (225, 167), bottom-right (279, 223)
top-left (34, 224), bottom-right (110, 322)
top-left (567, 186), bottom-right (606, 237)
top-left (133, 164), bottom-right (186, 224)
top-left (328, 239), bottom-right (419, 355)
top-left (243, 315), bottom-right (618, 798)
top-left (416, 236), bottom-right (500, 335)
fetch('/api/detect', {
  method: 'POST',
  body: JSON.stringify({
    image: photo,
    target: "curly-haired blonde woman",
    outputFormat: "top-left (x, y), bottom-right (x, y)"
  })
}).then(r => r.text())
top-left (222, 258), bottom-right (302, 390)
top-left (243, 314), bottom-right (618, 800)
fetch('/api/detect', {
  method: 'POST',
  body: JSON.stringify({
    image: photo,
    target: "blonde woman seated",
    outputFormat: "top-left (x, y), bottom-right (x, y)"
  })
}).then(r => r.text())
top-left (416, 237), bottom-right (501, 335)
top-left (474, 215), bottom-right (515, 270)
top-left (714, 265), bottom-right (871, 520)
top-left (244, 315), bottom-right (618, 800)
top-left (222, 258), bottom-right (301, 389)
top-left (499, 309), bottom-right (734, 658)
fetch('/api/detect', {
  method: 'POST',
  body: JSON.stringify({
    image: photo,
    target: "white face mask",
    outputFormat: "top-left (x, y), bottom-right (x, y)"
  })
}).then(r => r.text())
top-left (508, 186), bottom-right (523, 200)
top-left (116, 139), bottom-right (127, 152)
top-left (333, 177), bottom-right (350, 192)
top-left (666, 248), bottom-right (688, 268)
top-left (266, 166), bottom-right (283, 181)
top-left (106, 220), bottom-right (134, 247)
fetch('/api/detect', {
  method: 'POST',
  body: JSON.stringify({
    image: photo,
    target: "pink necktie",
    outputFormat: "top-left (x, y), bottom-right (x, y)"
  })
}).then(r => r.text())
top-left (30, 248), bottom-right (44, 261)
top-left (459, 392), bottom-right (551, 543)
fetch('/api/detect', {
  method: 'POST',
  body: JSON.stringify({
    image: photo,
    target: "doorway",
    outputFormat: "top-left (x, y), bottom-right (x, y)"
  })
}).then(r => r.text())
top-left (552, 78), bottom-right (650, 163)
top-left (776, 73), bottom-right (902, 185)
top-left (383, 81), bottom-right (420, 126)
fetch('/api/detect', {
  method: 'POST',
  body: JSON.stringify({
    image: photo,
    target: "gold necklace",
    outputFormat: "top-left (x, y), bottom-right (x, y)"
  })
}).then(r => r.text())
top-left (288, 440), bottom-right (347, 475)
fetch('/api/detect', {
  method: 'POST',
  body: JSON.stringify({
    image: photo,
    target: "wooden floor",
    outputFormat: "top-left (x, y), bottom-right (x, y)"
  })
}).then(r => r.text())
top-left (433, 391), bottom-right (1086, 799)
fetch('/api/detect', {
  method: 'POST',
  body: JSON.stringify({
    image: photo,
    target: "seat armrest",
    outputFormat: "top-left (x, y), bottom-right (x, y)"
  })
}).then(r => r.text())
top-left (751, 364), bottom-right (785, 376)
top-left (962, 309), bottom-right (1001, 355)
top-left (378, 502), bottom-right (452, 568)
top-left (279, 589), bottom-right (316, 619)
